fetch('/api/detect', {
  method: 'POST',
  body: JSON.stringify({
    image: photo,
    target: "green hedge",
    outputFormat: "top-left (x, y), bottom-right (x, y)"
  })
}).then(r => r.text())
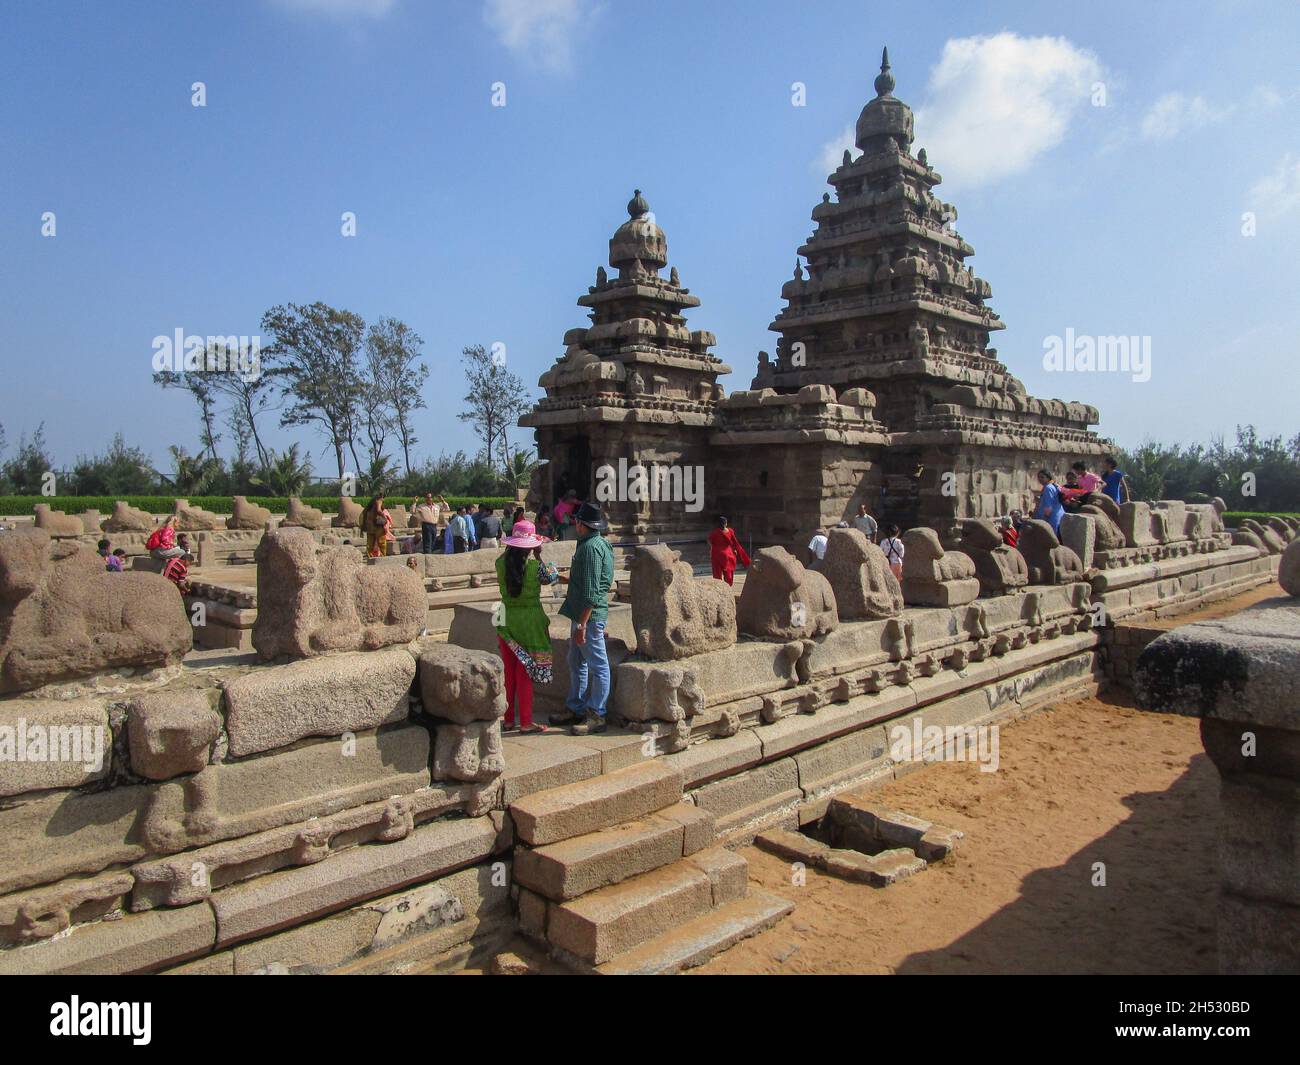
top-left (0, 495), bottom-right (516, 517)
top-left (1224, 511), bottom-right (1299, 525)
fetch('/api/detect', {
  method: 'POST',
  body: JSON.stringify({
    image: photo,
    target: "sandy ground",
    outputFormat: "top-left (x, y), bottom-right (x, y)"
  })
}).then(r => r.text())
top-left (698, 585), bottom-right (1282, 975)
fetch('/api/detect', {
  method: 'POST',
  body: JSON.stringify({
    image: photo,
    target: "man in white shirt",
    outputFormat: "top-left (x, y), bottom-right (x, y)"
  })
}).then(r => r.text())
top-left (853, 504), bottom-right (878, 542)
top-left (807, 529), bottom-right (829, 571)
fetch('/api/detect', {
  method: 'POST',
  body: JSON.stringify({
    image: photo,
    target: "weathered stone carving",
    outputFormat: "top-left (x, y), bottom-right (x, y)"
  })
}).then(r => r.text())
top-left (900, 528), bottom-right (979, 606)
top-left (1118, 502), bottom-right (1158, 548)
top-left (959, 518), bottom-right (1028, 595)
top-left (629, 543), bottom-right (736, 660)
top-left (433, 720), bottom-right (505, 784)
top-left (103, 500), bottom-right (155, 533)
top-left (417, 645), bottom-right (507, 725)
top-left (1016, 518), bottom-right (1085, 585)
top-left (1240, 518), bottom-right (1285, 555)
top-left (227, 495), bottom-right (272, 530)
top-left (1078, 504), bottom-right (1126, 550)
top-left (172, 499), bottom-right (224, 530)
top-left (32, 504), bottom-right (83, 537)
top-left (332, 497), bottom-right (364, 528)
top-left (251, 527), bottom-right (425, 658)
top-left (127, 690), bottom-right (222, 780)
top-left (417, 645), bottom-right (507, 783)
top-left (0, 528), bottom-right (191, 694)
top-left (821, 527), bottom-right (903, 618)
top-left (736, 546), bottom-right (838, 640)
top-left (281, 497), bottom-right (328, 529)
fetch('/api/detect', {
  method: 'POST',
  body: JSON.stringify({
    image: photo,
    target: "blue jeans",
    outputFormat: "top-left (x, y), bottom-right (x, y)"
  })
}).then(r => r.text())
top-left (566, 619), bottom-right (609, 717)
top-left (421, 523), bottom-right (438, 554)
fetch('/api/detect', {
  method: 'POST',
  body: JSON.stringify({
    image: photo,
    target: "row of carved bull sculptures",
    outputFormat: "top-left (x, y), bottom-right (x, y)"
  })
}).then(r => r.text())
top-left (626, 495), bottom-right (1254, 663)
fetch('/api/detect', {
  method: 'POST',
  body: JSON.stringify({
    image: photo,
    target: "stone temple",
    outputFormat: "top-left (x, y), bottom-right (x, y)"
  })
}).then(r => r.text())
top-left (524, 49), bottom-right (1109, 545)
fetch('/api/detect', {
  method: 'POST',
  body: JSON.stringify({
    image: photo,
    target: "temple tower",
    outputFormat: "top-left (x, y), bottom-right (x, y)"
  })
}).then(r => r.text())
top-left (758, 49), bottom-right (1107, 533)
top-left (522, 191), bottom-right (731, 540)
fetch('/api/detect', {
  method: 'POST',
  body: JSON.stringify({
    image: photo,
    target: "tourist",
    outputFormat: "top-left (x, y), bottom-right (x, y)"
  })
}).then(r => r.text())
top-left (449, 506), bottom-right (470, 554)
top-left (413, 492), bottom-right (447, 555)
top-left (999, 516), bottom-right (1019, 548)
top-left (553, 502), bottom-right (614, 735)
top-left (111, 548), bottom-right (128, 570)
top-left (1033, 469), bottom-right (1065, 534)
top-left (146, 516), bottom-right (190, 562)
top-left (553, 489), bottom-right (579, 541)
top-left (1060, 469), bottom-right (1087, 513)
top-left (505, 506), bottom-right (525, 536)
top-left (478, 506), bottom-right (502, 549)
top-left (464, 503), bottom-right (479, 550)
top-left (708, 515), bottom-right (751, 586)
top-left (162, 537), bottom-right (191, 594)
top-left (1073, 460), bottom-right (1102, 496)
top-left (807, 528), bottom-right (829, 571)
top-left (359, 495), bottom-right (393, 558)
top-left (535, 510), bottom-right (555, 540)
top-left (97, 538), bottom-right (121, 573)
top-left (853, 503), bottom-right (878, 542)
top-left (494, 518), bottom-right (558, 735)
top-left (881, 524), bottom-right (905, 580)
top-left (1101, 455), bottom-right (1130, 505)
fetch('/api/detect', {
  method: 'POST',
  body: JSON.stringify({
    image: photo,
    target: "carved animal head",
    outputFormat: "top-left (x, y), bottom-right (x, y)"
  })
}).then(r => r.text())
top-left (256, 527), bottom-right (319, 586)
top-left (750, 546), bottom-right (803, 593)
top-left (631, 543), bottom-right (681, 593)
top-left (0, 527), bottom-right (51, 602)
top-left (959, 519), bottom-right (1003, 552)
top-left (902, 527), bottom-right (945, 562)
top-left (427, 653), bottom-right (503, 709)
top-left (1018, 518), bottom-right (1061, 551)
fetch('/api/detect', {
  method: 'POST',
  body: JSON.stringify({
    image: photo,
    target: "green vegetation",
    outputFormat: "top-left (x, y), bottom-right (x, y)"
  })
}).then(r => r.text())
top-left (0, 496), bottom-right (515, 517)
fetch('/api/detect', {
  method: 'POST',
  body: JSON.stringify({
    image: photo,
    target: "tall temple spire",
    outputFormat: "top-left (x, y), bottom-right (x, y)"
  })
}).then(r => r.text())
top-left (874, 46), bottom-right (895, 97)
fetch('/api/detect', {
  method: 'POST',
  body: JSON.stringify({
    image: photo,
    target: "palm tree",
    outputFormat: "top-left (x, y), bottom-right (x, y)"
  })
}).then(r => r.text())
top-left (167, 445), bottom-right (222, 494)
top-left (503, 449), bottom-right (541, 493)
top-left (250, 444), bottom-right (312, 497)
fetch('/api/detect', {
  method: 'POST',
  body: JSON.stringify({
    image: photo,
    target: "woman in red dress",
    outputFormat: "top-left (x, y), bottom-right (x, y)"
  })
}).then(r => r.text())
top-left (708, 516), bottom-right (751, 585)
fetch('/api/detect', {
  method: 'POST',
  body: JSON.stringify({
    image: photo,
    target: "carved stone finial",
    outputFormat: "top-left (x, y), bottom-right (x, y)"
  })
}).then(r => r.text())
top-left (793, 259), bottom-right (804, 281)
top-left (874, 46), bottom-right (895, 97)
top-left (842, 148), bottom-right (852, 167)
top-left (627, 188), bottom-right (649, 218)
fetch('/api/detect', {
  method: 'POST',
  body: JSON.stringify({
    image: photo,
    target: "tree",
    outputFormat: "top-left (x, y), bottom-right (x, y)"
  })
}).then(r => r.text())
top-left (71, 434), bottom-right (158, 495)
top-left (457, 344), bottom-right (530, 470)
top-left (205, 339), bottom-right (277, 470)
top-left (153, 364), bottom-right (221, 462)
top-left (250, 444), bottom-right (313, 497)
top-left (261, 302), bottom-right (366, 482)
top-left (160, 445), bottom-right (223, 495)
top-left (2, 424), bottom-right (54, 494)
top-left (503, 448), bottom-right (541, 492)
top-left (365, 318), bottom-right (428, 476)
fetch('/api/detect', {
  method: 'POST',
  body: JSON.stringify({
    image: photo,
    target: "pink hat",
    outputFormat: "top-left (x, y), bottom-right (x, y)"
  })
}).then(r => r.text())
top-left (502, 519), bottom-right (546, 549)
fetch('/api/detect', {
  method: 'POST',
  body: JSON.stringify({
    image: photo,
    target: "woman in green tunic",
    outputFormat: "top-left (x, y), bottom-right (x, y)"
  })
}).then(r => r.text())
top-left (495, 518), bottom-right (558, 733)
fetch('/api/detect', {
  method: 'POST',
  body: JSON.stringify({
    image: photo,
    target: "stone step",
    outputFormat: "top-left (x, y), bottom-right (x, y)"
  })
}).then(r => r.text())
top-left (510, 759), bottom-right (684, 847)
top-left (514, 803), bottom-right (715, 902)
top-left (593, 889), bottom-right (794, 975)
top-left (545, 847), bottom-right (748, 965)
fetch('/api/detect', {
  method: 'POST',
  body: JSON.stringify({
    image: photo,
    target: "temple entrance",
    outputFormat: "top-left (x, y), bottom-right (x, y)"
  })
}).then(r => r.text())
top-left (555, 434), bottom-right (592, 505)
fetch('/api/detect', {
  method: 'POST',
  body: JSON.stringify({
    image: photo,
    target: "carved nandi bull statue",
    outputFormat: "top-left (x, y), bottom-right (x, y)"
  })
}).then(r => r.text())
top-left (1016, 518), bottom-right (1085, 584)
top-left (0, 527), bottom-right (191, 693)
top-left (737, 546), bottom-right (838, 640)
top-left (821, 527), bottom-right (903, 618)
top-left (417, 645), bottom-right (507, 784)
top-left (630, 544), bottom-right (736, 660)
top-left (252, 527), bottom-right (426, 658)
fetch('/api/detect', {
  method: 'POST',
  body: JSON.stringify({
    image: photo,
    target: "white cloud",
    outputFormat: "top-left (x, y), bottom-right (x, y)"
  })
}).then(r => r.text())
top-left (1248, 154), bottom-right (1300, 218)
top-left (271, 0), bottom-right (397, 16)
top-left (815, 124), bottom-right (856, 177)
top-left (484, 0), bottom-right (593, 74)
top-left (910, 33), bottom-right (1103, 188)
top-left (1140, 92), bottom-right (1224, 140)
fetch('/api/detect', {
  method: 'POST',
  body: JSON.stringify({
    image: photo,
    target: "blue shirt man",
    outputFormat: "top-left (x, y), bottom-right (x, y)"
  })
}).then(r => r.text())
top-left (1034, 472), bottom-right (1065, 534)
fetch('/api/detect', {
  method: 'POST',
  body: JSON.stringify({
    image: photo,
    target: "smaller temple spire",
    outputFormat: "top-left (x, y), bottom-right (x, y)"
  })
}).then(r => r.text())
top-left (874, 46), bottom-right (895, 97)
top-left (627, 188), bottom-right (649, 218)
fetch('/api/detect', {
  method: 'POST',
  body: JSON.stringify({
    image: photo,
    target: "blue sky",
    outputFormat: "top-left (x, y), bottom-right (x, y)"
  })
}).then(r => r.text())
top-left (2, 0), bottom-right (1297, 474)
